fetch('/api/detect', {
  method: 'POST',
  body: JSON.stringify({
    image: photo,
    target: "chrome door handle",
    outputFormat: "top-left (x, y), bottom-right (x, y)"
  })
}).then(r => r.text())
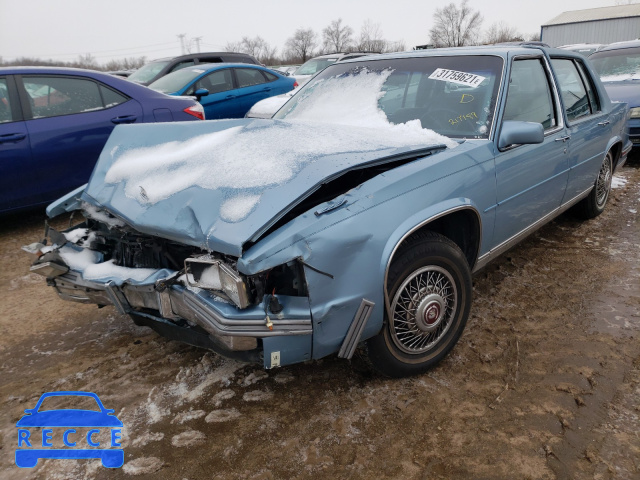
top-left (555, 135), bottom-right (571, 142)
top-left (598, 120), bottom-right (610, 126)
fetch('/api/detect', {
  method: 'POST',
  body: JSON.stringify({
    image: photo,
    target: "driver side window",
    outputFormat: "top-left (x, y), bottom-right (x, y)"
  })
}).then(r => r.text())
top-left (503, 59), bottom-right (557, 130)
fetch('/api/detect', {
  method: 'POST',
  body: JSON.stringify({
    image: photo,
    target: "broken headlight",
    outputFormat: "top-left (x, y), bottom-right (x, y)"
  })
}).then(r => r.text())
top-left (184, 256), bottom-right (250, 309)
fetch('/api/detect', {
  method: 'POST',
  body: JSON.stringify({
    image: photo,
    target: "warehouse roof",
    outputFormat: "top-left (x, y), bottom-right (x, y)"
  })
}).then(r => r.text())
top-left (543, 4), bottom-right (640, 26)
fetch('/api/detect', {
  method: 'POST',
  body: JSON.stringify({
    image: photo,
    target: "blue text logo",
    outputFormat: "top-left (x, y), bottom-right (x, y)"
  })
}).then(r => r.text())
top-left (15, 391), bottom-right (123, 468)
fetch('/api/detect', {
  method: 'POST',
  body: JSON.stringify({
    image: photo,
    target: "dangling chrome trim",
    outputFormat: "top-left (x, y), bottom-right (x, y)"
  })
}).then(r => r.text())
top-left (338, 299), bottom-right (375, 359)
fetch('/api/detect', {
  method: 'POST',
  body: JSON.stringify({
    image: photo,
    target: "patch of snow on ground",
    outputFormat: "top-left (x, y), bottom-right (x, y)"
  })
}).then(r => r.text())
top-left (239, 370), bottom-right (269, 386)
top-left (171, 429), bottom-right (206, 447)
top-left (131, 431), bottom-right (164, 447)
top-left (122, 457), bottom-right (164, 475)
top-left (205, 408), bottom-right (242, 423)
top-left (212, 389), bottom-right (236, 406)
top-left (243, 390), bottom-right (274, 402)
top-left (171, 409), bottom-right (206, 424)
top-left (612, 175), bottom-right (628, 189)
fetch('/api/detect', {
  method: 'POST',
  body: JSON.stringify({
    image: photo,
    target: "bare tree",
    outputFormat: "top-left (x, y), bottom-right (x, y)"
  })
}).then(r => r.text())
top-left (285, 28), bottom-right (318, 63)
top-left (322, 18), bottom-right (354, 53)
top-left (104, 57), bottom-right (147, 71)
top-left (224, 36), bottom-right (278, 64)
top-left (483, 21), bottom-right (523, 44)
top-left (527, 32), bottom-right (541, 42)
top-left (383, 40), bottom-right (407, 53)
top-left (429, 0), bottom-right (483, 47)
top-left (357, 20), bottom-right (387, 52)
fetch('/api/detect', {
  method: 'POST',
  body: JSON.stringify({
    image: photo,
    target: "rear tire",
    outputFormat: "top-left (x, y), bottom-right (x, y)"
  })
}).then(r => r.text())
top-left (575, 150), bottom-right (613, 219)
top-left (367, 231), bottom-right (472, 378)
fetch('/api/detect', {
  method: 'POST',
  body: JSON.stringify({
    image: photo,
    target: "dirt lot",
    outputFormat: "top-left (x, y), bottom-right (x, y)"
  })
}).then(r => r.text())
top-left (0, 160), bottom-right (638, 480)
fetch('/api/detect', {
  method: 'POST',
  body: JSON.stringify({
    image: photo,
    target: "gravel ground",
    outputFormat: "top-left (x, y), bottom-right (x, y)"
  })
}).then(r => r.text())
top-left (0, 159), bottom-right (638, 480)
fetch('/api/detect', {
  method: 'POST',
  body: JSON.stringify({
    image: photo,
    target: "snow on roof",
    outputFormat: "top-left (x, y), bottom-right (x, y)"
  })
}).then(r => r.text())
top-left (543, 5), bottom-right (640, 26)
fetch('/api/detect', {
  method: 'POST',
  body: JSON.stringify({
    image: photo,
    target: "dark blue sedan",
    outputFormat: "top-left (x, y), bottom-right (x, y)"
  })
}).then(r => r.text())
top-left (148, 63), bottom-right (297, 119)
top-left (0, 67), bottom-right (205, 214)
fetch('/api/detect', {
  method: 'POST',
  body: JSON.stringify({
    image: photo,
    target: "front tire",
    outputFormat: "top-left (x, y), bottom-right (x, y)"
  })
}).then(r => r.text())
top-left (575, 150), bottom-right (613, 219)
top-left (367, 231), bottom-right (472, 378)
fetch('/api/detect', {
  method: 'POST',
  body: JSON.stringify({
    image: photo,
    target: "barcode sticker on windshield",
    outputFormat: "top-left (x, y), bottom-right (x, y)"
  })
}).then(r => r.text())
top-left (429, 68), bottom-right (486, 88)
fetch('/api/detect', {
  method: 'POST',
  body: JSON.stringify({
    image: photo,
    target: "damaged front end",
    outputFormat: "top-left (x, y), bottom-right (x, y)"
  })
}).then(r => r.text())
top-left (28, 210), bottom-right (312, 368)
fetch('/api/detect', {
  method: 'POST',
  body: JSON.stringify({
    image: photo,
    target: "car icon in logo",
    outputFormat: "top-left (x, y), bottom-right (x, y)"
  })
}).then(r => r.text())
top-left (16, 391), bottom-right (123, 468)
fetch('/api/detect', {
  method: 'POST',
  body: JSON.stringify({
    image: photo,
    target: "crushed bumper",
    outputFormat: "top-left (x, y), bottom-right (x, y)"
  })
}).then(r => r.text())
top-left (49, 270), bottom-right (313, 354)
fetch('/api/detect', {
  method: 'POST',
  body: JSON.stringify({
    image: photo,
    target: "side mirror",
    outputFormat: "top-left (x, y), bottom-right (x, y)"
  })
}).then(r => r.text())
top-left (498, 121), bottom-right (544, 150)
top-left (194, 88), bottom-right (209, 100)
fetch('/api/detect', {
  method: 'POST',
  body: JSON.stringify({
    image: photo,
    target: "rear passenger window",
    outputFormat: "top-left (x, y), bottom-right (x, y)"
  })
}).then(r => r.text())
top-left (169, 60), bottom-right (195, 73)
top-left (100, 85), bottom-right (128, 108)
top-left (21, 77), bottom-right (125, 119)
top-left (503, 59), bottom-right (557, 130)
top-left (263, 71), bottom-right (278, 82)
top-left (0, 78), bottom-right (14, 123)
top-left (23, 76), bottom-right (103, 119)
top-left (235, 68), bottom-right (267, 88)
top-left (551, 58), bottom-right (596, 122)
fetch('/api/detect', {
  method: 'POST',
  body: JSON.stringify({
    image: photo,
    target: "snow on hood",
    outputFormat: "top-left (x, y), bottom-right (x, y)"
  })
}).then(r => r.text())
top-left (85, 118), bottom-right (453, 256)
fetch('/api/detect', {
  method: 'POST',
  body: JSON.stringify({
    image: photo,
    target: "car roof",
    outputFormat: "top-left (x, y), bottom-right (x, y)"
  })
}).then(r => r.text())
top-left (595, 39), bottom-right (640, 52)
top-left (338, 44), bottom-right (576, 64)
top-left (179, 63), bottom-right (273, 73)
top-left (0, 66), bottom-right (119, 78)
top-left (147, 52), bottom-right (257, 63)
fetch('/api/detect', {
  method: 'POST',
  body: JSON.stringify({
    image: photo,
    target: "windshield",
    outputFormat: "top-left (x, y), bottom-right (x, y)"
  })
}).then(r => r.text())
top-left (276, 55), bottom-right (503, 139)
top-left (295, 57), bottom-right (340, 76)
top-left (128, 60), bottom-right (170, 84)
top-left (149, 68), bottom-right (205, 94)
top-left (590, 47), bottom-right (640, 82)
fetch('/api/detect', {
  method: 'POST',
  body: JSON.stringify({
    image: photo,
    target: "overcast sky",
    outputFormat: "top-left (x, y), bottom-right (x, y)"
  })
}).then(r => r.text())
top-left (0, 0), bottom-right (615, 64)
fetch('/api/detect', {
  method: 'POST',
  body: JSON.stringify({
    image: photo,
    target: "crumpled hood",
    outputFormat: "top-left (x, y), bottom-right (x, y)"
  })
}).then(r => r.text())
top-left (84, 119), bottom-right (452, 256)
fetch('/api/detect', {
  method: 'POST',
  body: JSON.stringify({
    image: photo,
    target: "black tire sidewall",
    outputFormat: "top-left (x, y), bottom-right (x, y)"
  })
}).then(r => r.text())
top-left (368, 233), bottom-right (472, 377)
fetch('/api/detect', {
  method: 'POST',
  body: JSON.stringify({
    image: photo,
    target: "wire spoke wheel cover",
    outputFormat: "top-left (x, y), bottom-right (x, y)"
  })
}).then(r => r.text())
top-left (595, 152), bottom-right (612, 209)
top-left (390, 266), bottom-right (457, 354)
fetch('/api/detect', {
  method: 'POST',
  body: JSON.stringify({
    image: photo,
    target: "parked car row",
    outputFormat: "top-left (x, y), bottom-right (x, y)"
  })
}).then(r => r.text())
top-left (0, 67), bottom-right (204, 213)
top-left (1, 53), bottom-right (296, 213)
top-left (27, 44), bottom-right (631, 378)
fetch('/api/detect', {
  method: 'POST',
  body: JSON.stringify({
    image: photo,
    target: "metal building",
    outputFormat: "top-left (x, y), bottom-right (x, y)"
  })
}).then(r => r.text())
top-left (541, 5), bottom-right (640, 47)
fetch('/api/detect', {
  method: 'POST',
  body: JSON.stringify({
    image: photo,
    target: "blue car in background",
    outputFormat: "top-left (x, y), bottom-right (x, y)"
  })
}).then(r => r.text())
top-left (590, 40), bottom-right (640, 149)
top-left (0, 67), bottom-right (204, 214)
top-left (148, 63), bottom-right (297, 119)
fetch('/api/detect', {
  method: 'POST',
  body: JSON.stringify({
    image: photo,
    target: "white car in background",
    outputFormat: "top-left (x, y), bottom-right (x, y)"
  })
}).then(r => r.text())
top-left (247, 52), bottom-right (381, 119)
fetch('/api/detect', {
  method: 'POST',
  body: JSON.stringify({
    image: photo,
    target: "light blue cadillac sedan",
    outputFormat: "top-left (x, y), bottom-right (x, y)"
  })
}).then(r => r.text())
top-left (29, 44), bottom-right (631, 377)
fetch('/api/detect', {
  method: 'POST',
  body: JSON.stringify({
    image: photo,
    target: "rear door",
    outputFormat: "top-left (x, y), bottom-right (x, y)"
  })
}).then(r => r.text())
top-left (0, 75), bottom-right (32, 212)
top-left (190, 68), bottom-right (238, 119)
top-left (17, 74), bottom-right (143, 204)
top-left (493, 56), bottom-right (570, 245)
top-left (550, 57), bottom-right (611, 201)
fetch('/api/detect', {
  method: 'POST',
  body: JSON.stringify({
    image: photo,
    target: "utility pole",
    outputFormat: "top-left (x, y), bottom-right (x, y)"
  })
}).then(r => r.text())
top-left (177, 34), bottom-right (186, 55)
top-left (194, 37), bottom-right (202, 53)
